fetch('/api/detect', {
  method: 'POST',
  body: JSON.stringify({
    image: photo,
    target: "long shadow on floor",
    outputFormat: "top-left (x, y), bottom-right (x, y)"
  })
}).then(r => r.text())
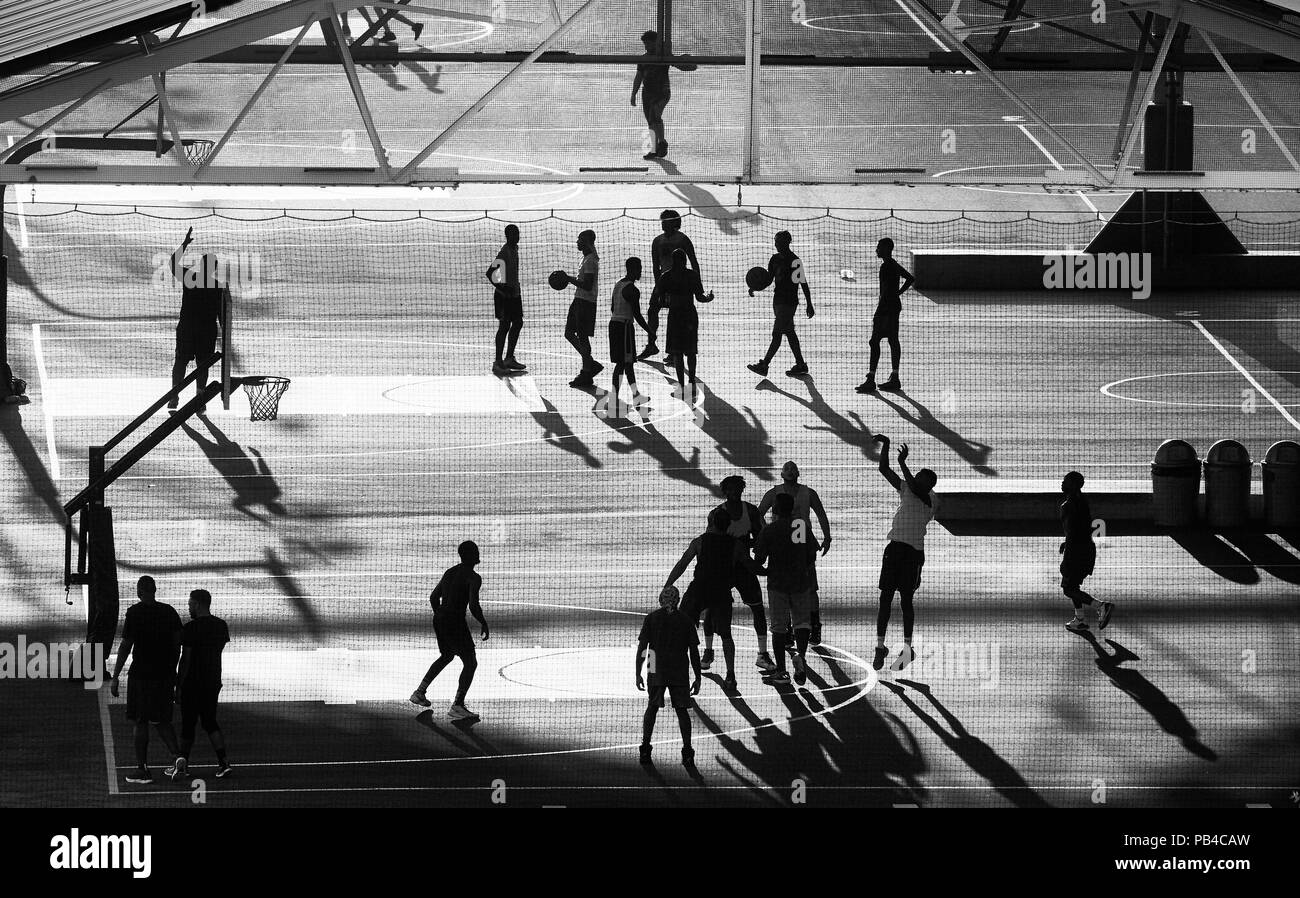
top-left (884, 679), bottom-right (1050, 807)
top-left (1080, 633), bottom-right (1218, 761)
top-left (181, 417), bottom-right (286, 524)
top-left (0, 404), bottom-right (63, 522)
top-left (694, 381), bottom-right (776, 482)
top-left (874, 390), bottom-right (997, 476)
top-left (1171, 532), bottom-right (1260, 584)
top-left (756, 376), bottom-right (881, 463)
top-left (505, 386), bottom-right (602, 469)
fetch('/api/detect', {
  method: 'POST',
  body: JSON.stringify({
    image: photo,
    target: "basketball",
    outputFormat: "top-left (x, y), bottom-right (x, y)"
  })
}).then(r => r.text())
top-left (548, 270), bottom-right (569, 290)
top-left (746, 266), bottom-right (773, 292)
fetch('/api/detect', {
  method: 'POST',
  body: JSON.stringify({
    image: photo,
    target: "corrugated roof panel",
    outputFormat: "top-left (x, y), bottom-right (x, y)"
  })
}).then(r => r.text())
top-left (0, 1), bottom-right (192, 67)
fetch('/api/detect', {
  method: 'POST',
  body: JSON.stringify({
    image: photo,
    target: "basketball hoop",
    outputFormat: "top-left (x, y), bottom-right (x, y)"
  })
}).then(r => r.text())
top-left (241, 376), bottom-right (291, 421)
top-left (183, 139), bottom-right (217, 167)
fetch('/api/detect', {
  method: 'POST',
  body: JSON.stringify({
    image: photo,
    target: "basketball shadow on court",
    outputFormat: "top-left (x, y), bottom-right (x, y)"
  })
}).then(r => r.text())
top-left (181, 417), bottom-right (286, 524)
top-left (884, 680), bottom-right (1051, 807)
top-left (693, 381), bottom-right (776, 481)
top-left (0, 405), bottom-right (64, 523)
top-left (875, 390), bottom-right (998, 476)
top-left (755, 376), bottom-right (881, 462)
top-left (1081, 633), bottom-right (1218, 761)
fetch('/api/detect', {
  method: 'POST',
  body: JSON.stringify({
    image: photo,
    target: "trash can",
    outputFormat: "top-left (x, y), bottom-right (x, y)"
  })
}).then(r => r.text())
top-left (1204, 439), bottom-right (1251, 528)
top-left (1263, 440), bottom-right (1300, 528)
top-left (1151, 439), bottom-right (1200, 526)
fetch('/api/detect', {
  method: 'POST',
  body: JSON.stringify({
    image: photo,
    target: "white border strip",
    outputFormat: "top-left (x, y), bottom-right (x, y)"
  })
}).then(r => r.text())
top-left (30, 324), bottom-right (61, 480)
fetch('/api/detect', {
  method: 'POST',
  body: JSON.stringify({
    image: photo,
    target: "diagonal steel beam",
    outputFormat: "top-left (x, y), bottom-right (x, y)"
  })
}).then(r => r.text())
top-left (1115, 4), bottom-right (1184, 183)
top-left (0, 80), bottom-right (110, 163)
top-left (1199, 27), bottom-right (1300, 171)
top-left (197, 13), bottom-right (319, 173)
top-left (988, 0), bottom-right (1027, 55)
top-left (326, 4), bottom-right (392, 178)
top-left (150, 73), bottom-right (191, 165)
top-left (394, 0), bottom-right (601, 182)
top-left (896, 0), bottom-right (1106, 184)
top-left (1112, 11), bottom-right (1155, 161)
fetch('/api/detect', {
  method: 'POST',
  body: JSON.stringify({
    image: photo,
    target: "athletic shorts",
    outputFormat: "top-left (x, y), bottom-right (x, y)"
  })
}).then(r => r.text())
top-left (665, 303), bottom-right (699, 356)
top-left (126, 675), bottom-right (175, 724)
top-left (566, 299), bottom-right (597, 338)
top-left (879, 540), bottom-right (925, 594)
top-left (609, 319), bottom-right (636, 364)
top-left (682, 579), bottom-right (731, 623)
top-left (175, 323), bottom-right (217, 364)
top-left (493, 288), bottom-right (523, 322)
top-left (647, 683), bottom-right (691, 708)
top-left (768, 588), bottom-right (812, 633)
top-left (180, 682), bottom-right (221, 734)
top-left (772, 302), bottom-right (797, 336)
top-left (871, 307), bottom-right (901, 341)
top-left (433, 617), bottom-right (476, 658)
top-left (1060, 542), bottom-right (1097, 586)
top-left (700, 598), bottom-right (733, 633)
top-left (731, 564), bottom-right (763, 606)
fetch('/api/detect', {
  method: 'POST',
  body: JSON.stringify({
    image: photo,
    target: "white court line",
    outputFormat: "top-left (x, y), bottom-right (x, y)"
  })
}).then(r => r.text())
top-left (1016, 124), bottom-right (1099, 214)
top-left (5, 137), bottom-right (29, 248)
top-left (97, 686), bottom-right (120, 795)
top-left (30, 324), bottom-right (61, 481)
top-left (891, 0), bottom-right (949, 50)
top-left (1192, 320), bottom-right (1300, 433)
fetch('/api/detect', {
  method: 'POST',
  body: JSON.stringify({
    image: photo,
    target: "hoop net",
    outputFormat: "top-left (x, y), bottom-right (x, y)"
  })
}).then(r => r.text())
top-left (241, 376), bottom-right (290, 421)
top-left (183, 139), bottom-right (217, 167)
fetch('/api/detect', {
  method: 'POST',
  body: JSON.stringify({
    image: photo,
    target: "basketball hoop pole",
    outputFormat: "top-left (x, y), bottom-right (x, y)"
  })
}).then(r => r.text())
top-left (221, 289), bottom-right (232, 410)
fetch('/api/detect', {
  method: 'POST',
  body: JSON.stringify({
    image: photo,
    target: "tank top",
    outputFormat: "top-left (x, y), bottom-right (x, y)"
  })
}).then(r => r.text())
top-left (610, 278), bottom-right (636, 321)
top-left (724, 503), bottom-right (752, 539)
top-left (770, 484), bottom-right (811, 522)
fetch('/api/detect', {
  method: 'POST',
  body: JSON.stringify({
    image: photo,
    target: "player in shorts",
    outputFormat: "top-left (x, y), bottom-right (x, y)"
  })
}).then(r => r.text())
top-left (649, 247), bottom-right (714, 399)
top-left (606, 257), bottom-right (652, 415)
top-left (1061, 471), bottom-right (1115, 633)
top-left (858, 237), bottom-right (915, 394)
top-left (758, 461), bottom-right (833, 645)
top-left (714, 475), bottom-right (777, 672)
top-left (487, 224), bottom-right (526, 375)
top-left (665, 507), bottom-right (739, 690)
top-left (563, 230), bottom-right (602, 388)
top-left (632, 30), bottom-right (672, 160)
top-left (167, 588), bottom-right (232, 780)
top-left (167, 227), bottom-right (228, 413)
top-left (641, 209), bottom-right (702, 365)
top-left (410, 541), bottom-right (490, 720)
top-left (636, 585), bottom-right (702, 766)
top-left (747, 231), bottom-right (814, 378)
top-left (110, 576), bottom-right (185, 784)
top-left (872, 436), bottom-right (937, 672)
top-left (754, 493), bottom-right (817, 685)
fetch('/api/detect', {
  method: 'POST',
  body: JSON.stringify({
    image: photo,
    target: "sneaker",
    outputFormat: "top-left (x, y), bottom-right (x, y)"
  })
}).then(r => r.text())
top-left (664, 353), bottom-right (679, 367)
top-left (639, 743), bottom-right (653, 765)
top-left (856, 378), bottom-right (877, 394)
top-left (747, 360), bottom-right (770, 377)
top-left (891, 645), bottom-right (915, 671)
top-left (215, 763), bottom-right (234, 779)
top-left (722, 674), bottom-right (737, 692)
top-left (880, 374), bottom-right (901, 391)
top-left (569, 374), bottom-right (594, 388)
top-left (786, 363), bottom-right (809, 377)
top-left (411, 22), bottom-right (424, 42)
top-left (700, 648), bottom-right (714, 671)
top-left (492, 360), bottom-right (511, 376)
top-left (504, 356), bottom-right (527, 371)
top-left (768, 670), bottom-right (791, 684)
top-left (809, 624), bottom-right (822, 647)
top-left (1065, 617), bottom-right (1091, 634)
top-left (755, 651), bottom-right (776, 672)
top-left (681, 747), bottom-right (695, 766)
top-left (791, 653), bottom-right (807, 686)
top-left (166, 757), bottom-right (188, 780)
top-left (872, 646), bottom-right (888, 671)
top-left (585, 360), bottom-right (605, 377)
top-left (379, 29), bottom-right (397, 42)
top-left (638, 342), bottom-right (659, 360)
top-left (125, 769), bottom-right (153, 784)
top-left (630, 391), bottom-right (652, 408)
top-left (657, 141), bottom-right (668, 158)
top-left (448, 703), bottom-right (480, 721)
top-left (1097, 601), bottom-right (1115, 630)
top-left (409, 690), bottom-right (431, 707)
top-left (643, 151), bottom-right (659, 161)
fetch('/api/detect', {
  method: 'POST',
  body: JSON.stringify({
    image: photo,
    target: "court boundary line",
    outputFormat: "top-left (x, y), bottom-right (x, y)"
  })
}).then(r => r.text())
top-left (1191, 320), bottom-right (1300, 432)
top-left (29, 323), bottom-right (61, 480)
top-left (1015, 123), bottom-right (1099, 214)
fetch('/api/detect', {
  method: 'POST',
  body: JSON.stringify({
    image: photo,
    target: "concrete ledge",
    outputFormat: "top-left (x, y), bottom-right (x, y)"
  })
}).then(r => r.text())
top-left (913, 251), bottom-right (1300, 291)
